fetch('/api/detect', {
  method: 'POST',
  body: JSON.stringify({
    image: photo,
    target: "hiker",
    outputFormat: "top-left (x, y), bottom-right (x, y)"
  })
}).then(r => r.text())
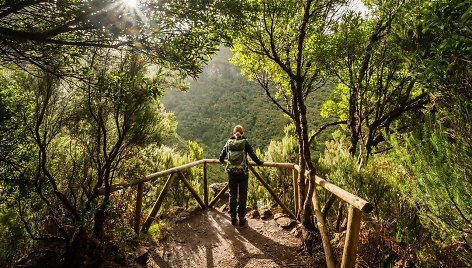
top-left (219, 125), bottom-right (264, 227)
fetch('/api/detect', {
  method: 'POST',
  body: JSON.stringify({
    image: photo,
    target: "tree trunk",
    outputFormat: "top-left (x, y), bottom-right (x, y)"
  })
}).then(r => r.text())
top-left (63, 227), bottom-right (87, 266)
top-left (93, 206), bottom-right (106, 238)
top-left (292, 79), bottom-right (318, 253)
top-left (348, 86), bottom-right (359, 156)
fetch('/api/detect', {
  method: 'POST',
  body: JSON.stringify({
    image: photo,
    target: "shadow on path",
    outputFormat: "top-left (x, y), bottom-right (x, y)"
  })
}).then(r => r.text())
top-left (150, 208), bottom-right (317, 268)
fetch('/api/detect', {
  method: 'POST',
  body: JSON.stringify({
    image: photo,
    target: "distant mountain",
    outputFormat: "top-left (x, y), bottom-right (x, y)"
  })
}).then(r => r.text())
top-left (161, 47), bottom-right (334, 158)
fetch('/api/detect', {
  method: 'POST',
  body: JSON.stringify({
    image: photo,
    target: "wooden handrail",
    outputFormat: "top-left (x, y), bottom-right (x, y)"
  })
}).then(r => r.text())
top-left (294, 165), bottom-right (373, 213)
top-left (204, 158), bottom-right (295, 169)
top-left (109, 159), bottom-right (295, 192)
top-left (110, 159), bottom-right (206, 191)
top-left (109, 161), bottom-right (371, 212)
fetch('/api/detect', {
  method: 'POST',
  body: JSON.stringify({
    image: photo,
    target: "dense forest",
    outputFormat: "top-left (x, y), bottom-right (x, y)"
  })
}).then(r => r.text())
top-left (161, 47), bottom-right (334, 157)
top-left (161, 47), bottom-right (290, 157)
top-left (0, 0), bottom-right (470, 267)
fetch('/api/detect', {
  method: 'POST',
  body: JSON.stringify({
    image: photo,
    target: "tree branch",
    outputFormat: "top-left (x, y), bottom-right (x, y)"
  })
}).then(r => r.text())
top-left (309, 120), bottom-right (347, 145)
top-left (0, 0), bottom-right (44, 19)
top-left (255, 74), bottom-right (293, 118)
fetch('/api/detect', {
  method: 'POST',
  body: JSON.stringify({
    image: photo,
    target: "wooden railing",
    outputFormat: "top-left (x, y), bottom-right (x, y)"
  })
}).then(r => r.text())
top-left (109, 159), bottom-right (372, 268)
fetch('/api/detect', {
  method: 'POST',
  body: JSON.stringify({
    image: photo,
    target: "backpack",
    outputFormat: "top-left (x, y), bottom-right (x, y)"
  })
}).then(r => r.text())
top-left (225, 138), bottom-right (247, 174)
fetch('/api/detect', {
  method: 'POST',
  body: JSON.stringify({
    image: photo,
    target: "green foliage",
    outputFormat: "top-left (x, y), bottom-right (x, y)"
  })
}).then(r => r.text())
top-left (400, 0), bottom-right (472, 158)
top-left (265, 125), bottom-right (299, 164)
top-left (401, 0), bottom-right (471, 87)
top-left (389, 123), bottom-right (471, 263)
top-left (0, 205), bottom-right (29, 267)
top-left (162, 47), bottom-right (335, 159)
top-left (228, 0), bottom-right (342, 138)
top-left (252, 126), bottom-right (299, 209)
top-left (320, 83), bottom-right (349, 120)
top-left (318, 131), bottom-right (398, 220)
top-left (243, 125), bottom-right (299, 209)
top-left (147, 221), bottom-right (171, 242)
top-left (0, 49), bottom-right (190, 262)
top-left (0, 69), bottom-right (35, 205)
top-left (317, 119), bottom-right (471, 265)
top-left (229, 0), bottom-right (338, 93)
top-left (317, 130), bottom-right (441, 265)
top-left (0, 0), bottom-right (229, 77)
top-left (319, 6), bottom-right (428, 158)
top-left (108, 199), bottom-right (137, 245)
top-left (389, 1), bottom-right (472, 263)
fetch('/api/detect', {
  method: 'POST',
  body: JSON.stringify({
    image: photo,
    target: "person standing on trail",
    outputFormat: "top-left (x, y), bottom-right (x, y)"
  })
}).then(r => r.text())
top-left (219, 125), bottom-right (264, 227)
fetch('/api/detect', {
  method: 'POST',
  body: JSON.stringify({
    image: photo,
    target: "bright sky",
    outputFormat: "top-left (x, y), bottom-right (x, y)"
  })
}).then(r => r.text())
top-left (122, 0), bottom-right (137, 8)
top-left (350, 0), bottom-right (369, 15)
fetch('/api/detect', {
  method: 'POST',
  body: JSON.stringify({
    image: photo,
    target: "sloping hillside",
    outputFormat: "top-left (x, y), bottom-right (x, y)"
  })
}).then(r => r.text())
top-left (162, 47), bottom-right (333, 157)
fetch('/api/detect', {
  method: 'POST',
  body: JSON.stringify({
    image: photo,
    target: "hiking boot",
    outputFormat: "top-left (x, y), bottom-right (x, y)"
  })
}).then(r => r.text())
top-left (239, 218), bottom-right (247, 228)
top-left (231, 218), bottom-right (238, 225)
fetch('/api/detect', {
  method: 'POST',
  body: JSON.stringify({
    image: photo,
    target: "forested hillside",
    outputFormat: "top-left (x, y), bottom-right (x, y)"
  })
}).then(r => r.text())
top-left (162, 47), bottom-right (333, 157)
top-left (162, 47), bottom-right (287, 156)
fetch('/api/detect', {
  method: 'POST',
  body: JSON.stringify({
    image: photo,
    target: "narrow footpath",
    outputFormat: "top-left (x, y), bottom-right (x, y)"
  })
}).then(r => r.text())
top-left (145, 208), bottom-right (324, 268)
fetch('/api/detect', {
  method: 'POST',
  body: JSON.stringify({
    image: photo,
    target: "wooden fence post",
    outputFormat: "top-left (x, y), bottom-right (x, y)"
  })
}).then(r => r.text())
top-left (209, 183), bottom-right (229, 207)
top-left (177, 171), bottom-right (206, 209)
top-left (249, 166), bottom-right (296, 219)
top-left (292, 168), bottom-right (299, 216)
top-left (134, 182), bottom-right (144, 235)
top-left (312, 186), bottom-right (336, 268)
top-left (341, 205), bottom-right (362, 268)
top-left (141, 173), bottom-right (176, 233)
top-left (203, 162), bottom-right (208, 206)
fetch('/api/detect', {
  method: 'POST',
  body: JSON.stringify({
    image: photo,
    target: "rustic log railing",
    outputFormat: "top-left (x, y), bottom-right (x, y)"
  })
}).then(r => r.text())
top-left (108, 159), bottom-right (372, 268)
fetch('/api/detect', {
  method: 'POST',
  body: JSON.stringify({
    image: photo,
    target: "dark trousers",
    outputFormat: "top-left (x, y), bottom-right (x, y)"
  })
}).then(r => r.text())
top-left (228, 172), bottom-right (248, 219)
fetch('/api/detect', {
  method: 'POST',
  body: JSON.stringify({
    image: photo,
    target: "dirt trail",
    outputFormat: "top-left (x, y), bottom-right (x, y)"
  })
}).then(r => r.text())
top-left (147, 208), bottom-right (322, 268)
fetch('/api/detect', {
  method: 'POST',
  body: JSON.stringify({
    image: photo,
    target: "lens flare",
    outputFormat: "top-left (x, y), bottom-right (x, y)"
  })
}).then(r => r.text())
top-left (122, 0), bottom-right (137, 8)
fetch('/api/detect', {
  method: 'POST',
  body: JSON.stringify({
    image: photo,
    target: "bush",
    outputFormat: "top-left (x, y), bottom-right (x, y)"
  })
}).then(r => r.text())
top-left (0, 206), bottom-right (29, 267)
top-left (147, 221), bottom-right (171, 242)
top-left (318, 131), bottom-right (431, 265)
top-left (389, 124), bottom-right (472, 265)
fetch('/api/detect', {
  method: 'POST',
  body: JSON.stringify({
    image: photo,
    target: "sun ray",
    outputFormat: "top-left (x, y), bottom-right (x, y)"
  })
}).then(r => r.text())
top-left (122, 0), bottom-right (138, 8)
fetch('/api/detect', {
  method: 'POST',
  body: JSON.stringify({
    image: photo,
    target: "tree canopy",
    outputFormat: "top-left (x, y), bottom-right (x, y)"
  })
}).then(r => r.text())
top-left (0, 0), bottom-right (227, 76)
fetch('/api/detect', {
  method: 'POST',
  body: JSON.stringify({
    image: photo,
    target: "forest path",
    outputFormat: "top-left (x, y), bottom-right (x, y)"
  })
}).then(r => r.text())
top-left (146, 208), bottom-right (322, 268)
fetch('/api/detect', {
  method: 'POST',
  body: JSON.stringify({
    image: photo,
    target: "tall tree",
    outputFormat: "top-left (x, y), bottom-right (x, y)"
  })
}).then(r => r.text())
top-left (229, 0), bottom-right (348, 252)
top-left (319, 3), bottom-right (427, 164)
